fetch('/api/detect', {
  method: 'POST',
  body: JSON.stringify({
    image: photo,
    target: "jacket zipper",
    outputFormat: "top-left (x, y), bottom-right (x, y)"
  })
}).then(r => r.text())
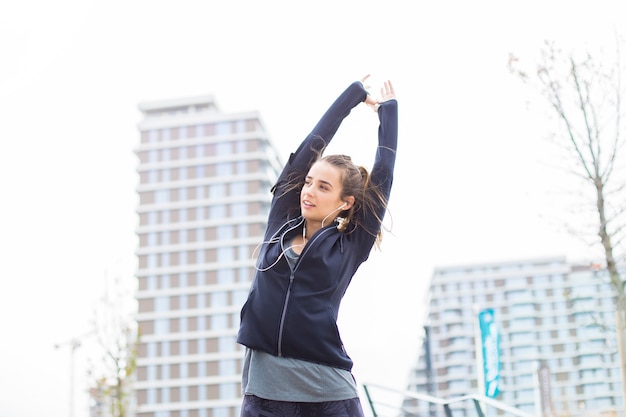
top-left (276, 226), bottom-right (334, 357)
top-left (277, 271), bottom-right (295, 357)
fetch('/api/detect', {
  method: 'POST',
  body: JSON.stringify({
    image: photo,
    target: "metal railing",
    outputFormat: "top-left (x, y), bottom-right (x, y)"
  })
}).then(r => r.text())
top-left (362, 383), bottom-right (537, 417)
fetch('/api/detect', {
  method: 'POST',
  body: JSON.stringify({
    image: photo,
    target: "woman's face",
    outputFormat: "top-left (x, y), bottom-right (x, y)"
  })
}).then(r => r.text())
top-left (300, 160), bottom-right (350, 225)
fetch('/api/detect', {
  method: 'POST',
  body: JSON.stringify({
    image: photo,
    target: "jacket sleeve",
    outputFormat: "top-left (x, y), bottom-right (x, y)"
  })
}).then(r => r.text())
top-left (358, 98), bottom-right (398, 252)
top-left (269, 81), bottom-right (369, 217)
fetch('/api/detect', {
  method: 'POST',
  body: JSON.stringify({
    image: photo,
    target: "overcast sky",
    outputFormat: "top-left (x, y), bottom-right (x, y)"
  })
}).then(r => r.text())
top-left (0, 1), bottom-right (624, 416)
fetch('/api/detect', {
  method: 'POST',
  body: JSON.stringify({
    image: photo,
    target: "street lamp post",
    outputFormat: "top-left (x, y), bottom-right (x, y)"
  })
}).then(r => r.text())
top-left (55, 338), bottom-right (82, 417)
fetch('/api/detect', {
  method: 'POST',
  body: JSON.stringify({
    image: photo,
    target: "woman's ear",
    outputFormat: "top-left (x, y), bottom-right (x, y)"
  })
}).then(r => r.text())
top-left (342, 196), bottom-right (355, 210)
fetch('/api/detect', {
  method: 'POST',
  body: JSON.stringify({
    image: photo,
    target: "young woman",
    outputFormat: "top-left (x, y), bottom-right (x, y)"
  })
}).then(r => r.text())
top-left (237, 75), bottom-right (398, 417)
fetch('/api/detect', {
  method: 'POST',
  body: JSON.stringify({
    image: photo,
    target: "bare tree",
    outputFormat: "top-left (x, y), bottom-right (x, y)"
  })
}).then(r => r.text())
top-left (509, 37), bottom-right (626, 410)
top-left (88, 269), bottom-right (139, 417)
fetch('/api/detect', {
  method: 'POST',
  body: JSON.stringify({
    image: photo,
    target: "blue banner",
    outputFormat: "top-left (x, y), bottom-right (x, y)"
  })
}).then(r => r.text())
top-left (478, 308), bottom-right (501, 398)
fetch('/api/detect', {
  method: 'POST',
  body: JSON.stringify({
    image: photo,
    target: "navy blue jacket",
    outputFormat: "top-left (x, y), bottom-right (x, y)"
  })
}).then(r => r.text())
top-left (237, 81), bottom-right (398, 371)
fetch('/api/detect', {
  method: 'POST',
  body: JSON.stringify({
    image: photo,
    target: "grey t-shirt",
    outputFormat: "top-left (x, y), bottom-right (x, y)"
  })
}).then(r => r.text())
top-left (241, 348), bottom-right (359, 402)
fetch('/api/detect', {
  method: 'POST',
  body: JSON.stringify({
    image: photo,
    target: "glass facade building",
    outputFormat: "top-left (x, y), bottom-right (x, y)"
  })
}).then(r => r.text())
top-left (133, 95), bottom-right (281, 417)
top-left (404, 256), bottom-right (624, 417)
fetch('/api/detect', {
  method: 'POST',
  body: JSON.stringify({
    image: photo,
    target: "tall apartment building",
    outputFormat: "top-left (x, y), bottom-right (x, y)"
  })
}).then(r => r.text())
top-left (403, 257), bottom-right (623, 417)
top-left (134, 95), bottom-right (282, 417)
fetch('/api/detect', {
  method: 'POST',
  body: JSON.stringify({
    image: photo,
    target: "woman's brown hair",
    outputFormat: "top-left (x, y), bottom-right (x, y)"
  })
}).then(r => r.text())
top-left (278, 139), bottom-right (390, 245)
top-left (319, 154), bottom-right (388, 245)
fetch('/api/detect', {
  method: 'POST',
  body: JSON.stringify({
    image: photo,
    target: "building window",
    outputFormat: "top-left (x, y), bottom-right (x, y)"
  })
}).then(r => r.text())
top-left (210, 205), bottom-right (227, 219)
top-left (231, 181), bottom-right (246, 195)
top-left (147, 254), bottom-right (157, 268)
top-left (155, 319), bottom-right (168, 335)
top-left (217, 225), bottom-right (234, 240)
top-left (161, 386), bottom-right (170, 402)
top-left (197, 338), bottom-right (206, 354)
top-left (219, 359), bottom-right (236, 376)
top-left (509, 331), bottom-right (533, 344)
top-left (155, 296), bottom-right (170, 312)
top-left (180, 362), bottom-right (188, 379)
top-left (216, 162), bottom-right (232, 176)
top-left (179, 294), bottom-right (188, 310)
top-left (147, 342), bottom-right (157, 358)
top-left (211, 291), bottom-right (228, 308)
top-left (179, 126), bottom-right (188, 140)
top-left (160, 231), bottom-right (170, 245)
top-left (196, 184), bottom-right (205, 198)
top-left (508, 303), bottom-right (534, 316)
top-left (147, 387), bottom-right (156, 404)
top-left (513, 360), bottom-right (535, 371)
top-left (238, 245), bottom-right (249, 261)
top-left (217, 268), bottom-right (235, 284)
top-left (195, 165), bottom-right (205, 178)
top-left (217, 142), bottom-right (232, 155)
top-left (231, 203), bottom-right (247, 218)
top-left (147, 232), bottom-right (157, 247)
top-left (198, 314), bottom-right (207, 330)
top-left (211, 314), bottom-right (228, 330)
top-left (155, 190), bottom-right (169, 203)
top-left (147, 275), bottom-right (157, 290)
top-left (515, 373), bottom-right (533, 386)
top-left (210, 183), bottom-right (226, 198)
top-left (219, 383), bottom-right (238, 399)
top-left (195, 143), bottom-right (205, 158)
top-left (161, 252), bottom-right (170, 267)
top-left (178, 146), bottom-right (189, 159)
top-left (447, 378), bottom-right (468, 391)
top-left (196, 249), bottom-right (205, 264)
top-left (239, 267), bottom-right (250, 283)
top-left (213, 407), bottom-right (229, 417)
top-left (197, 271), bottom-right (206, 286)
top-left (579, 353), bottom-right (603, 367)
top-left (218, 336), bottom-right (236, 352)
top-left (446, 365), bottom-right (466, 376)
top-left (216, 122), bottom-right (232, 135)
top-left (217, 247), bottom-right (235, 263)
top-left (195, 206), bottom-right (205, 221)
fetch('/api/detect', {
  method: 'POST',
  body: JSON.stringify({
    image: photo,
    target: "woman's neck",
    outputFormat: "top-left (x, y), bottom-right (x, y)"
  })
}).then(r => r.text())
top-left (303, 220), bottom-right (322, 242)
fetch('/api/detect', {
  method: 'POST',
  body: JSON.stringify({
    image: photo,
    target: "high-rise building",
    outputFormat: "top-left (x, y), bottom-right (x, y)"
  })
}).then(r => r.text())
top-left (403, 256), bottom-right (624, 417)
top-left (133, 95), bottom-right (282, 417)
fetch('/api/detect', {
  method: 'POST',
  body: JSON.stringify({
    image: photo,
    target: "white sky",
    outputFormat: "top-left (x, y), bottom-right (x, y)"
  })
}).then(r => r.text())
top-left (0, 1), bottom-right (624, 416)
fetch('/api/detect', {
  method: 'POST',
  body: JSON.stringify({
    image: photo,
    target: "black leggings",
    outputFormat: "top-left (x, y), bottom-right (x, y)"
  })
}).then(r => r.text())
top-left (240, 395), bottom-right (365, 417)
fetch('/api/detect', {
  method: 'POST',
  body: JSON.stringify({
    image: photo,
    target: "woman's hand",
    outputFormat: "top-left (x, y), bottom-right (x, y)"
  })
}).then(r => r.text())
top-left (361, 74), bottom-right (378, 107)
top-left (361, 75), bottom-right (395, 112)
top-left (379, 80), bottom-right (396, 103)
